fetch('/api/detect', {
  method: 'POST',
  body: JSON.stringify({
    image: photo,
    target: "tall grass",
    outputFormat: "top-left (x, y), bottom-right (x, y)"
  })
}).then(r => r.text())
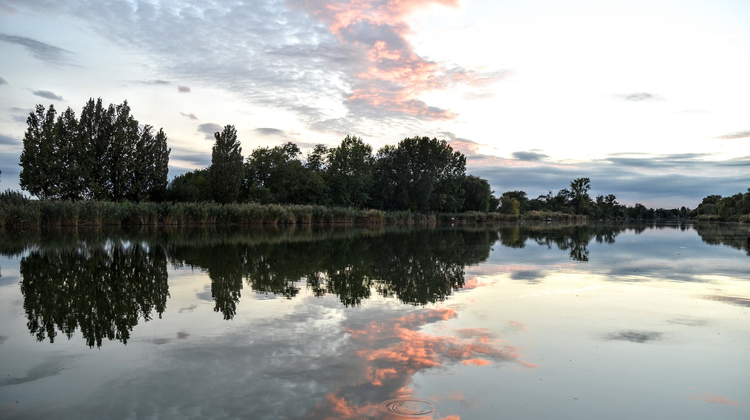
top-left (0, 200), bottom-right (600, 230)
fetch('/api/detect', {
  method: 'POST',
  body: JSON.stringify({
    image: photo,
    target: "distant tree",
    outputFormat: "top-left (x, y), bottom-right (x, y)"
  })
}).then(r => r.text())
top-left (500, 190), bottom-right (529, 212)
top-left (210, 125), bottom-right (244, 203)
top-left (569, 177), bottom-right (592, 215)
top-left (305, 144), bottom-right (329, 172)
top-left (166, 169), bottom-right (211, 202)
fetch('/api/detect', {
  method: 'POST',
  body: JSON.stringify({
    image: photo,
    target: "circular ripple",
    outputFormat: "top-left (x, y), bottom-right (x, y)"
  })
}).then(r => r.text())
top-left (379, 398), bottom-right (436, 418)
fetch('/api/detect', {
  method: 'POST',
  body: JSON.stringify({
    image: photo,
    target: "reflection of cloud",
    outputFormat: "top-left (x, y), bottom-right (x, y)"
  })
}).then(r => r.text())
top-left (179, 304), bottom-right (198, 313)
top-left (32, 90), bottom-right (63, 100)
top-left (0, 33), bottom-right (71, 64)
top-left (306, 307), bottom-right (536, 418)
top-left (716, 130), bottom-right (750, 140)
top-left (461, 358), bottom-right (491, 366)
top-left (605, 330), bottom-right (663, 343)
top-left (510, 269), bottom-right (545, 283)
top-left (701, 295), bottom-right (750, 308)
top-left (0, 358), bottom-right (69, 386)
top-left (148, 338), bottom-right (170, 345)
top-left (689, 392), bottom-right (739, 406)
top-left (667, 318), bottom-right (708, 327)
top-left (0, 335), bottom-right (7, 345)
top-left (0, 76), bottom-right (7, 85)
top-left (177, 332), bottom-right (190, 339)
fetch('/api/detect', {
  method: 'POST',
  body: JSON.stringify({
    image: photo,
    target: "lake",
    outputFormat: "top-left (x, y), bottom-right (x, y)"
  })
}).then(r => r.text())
top-left (0, 222), bottom-right (747, 419)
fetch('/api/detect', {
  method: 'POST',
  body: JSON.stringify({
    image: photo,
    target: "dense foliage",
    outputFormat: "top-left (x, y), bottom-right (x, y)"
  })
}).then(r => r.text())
top-left (170, 134), bottom-right (484, 213)
top-left (19, 99), bottom-right (170, 201)
top-left (692, 190), bottom-right (750, 222)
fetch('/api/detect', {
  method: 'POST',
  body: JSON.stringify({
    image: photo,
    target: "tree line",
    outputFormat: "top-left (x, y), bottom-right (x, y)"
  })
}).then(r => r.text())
top-left (495, 178), bottom-right (691, 220)
top-left (171, 126), bottom-right (495, 213)
top-left (19, 99), bottom-right (170, 202)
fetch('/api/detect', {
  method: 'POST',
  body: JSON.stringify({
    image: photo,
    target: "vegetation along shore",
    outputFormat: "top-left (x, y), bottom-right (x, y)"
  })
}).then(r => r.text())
top-left (1, 98), bottom-right (748, 228)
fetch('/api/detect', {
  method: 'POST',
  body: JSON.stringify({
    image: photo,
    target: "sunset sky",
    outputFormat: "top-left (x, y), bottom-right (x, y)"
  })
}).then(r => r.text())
top-left (1, 0), bottom-right (748, 207)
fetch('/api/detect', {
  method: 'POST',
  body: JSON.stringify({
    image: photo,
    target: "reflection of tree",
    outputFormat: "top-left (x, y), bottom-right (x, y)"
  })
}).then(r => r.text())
top-left (497, 224), bottom-right (636, 262)
top-left (694, 223), bottom-right (750, 256)
top-left (20, 242), bottom-right (168, 348)
top-left (168, 228), bottom-right (497, 313)
top-left (205, 245), bottom-right (244, 320)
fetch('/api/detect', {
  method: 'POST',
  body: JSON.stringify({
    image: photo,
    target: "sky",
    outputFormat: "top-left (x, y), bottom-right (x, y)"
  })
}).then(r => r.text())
top-left (0, 0), bottom-right (749, 208)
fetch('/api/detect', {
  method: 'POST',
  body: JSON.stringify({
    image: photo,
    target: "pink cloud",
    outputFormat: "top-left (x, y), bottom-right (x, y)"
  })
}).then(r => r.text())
top-left (689, 392), bottom-right (739, 406)
top-left (289, 0), bottom-right (502, 120)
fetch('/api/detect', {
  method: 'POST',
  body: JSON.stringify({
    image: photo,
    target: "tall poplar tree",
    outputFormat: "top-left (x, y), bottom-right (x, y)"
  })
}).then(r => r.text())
top-left (79, 98), bottom-right (114, 200)
top-left (210, 125), bottom-right (243, 203)
top-left (20, 104), bottom-right (58, 199)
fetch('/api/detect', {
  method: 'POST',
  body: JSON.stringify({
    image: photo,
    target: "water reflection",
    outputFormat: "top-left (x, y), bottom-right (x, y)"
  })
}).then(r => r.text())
top-left (20, 242), bottom-right (169, 348)
top-left (5, 222), bottom-right (748, 348)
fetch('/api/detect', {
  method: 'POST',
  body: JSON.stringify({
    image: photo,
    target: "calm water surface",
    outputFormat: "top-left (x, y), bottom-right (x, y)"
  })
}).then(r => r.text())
top-left (0, 222), bottom-right (748, 419)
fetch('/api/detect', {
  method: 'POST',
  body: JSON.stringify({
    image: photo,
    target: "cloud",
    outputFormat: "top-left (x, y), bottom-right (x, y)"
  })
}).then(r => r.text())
top-left (254, 127), bottom-right (286, 137)
top-left (0, 76), bottom-right (7, 85)
top-left (289, 0), bottom-right (504, 121)
top-left (619, 92), bottom-right (660, 101)
top-left (136, 79), bottom-right (171, 85)
top-left (33, 90), bottom-right (63, 101)
top-left (689, 392), bottom-right (739, 406)
top-left (605, 330), bottom-right (663, 343)
top-left (180, 112), bottom-right (198, 120)
top-left (0, 33), bottom-right (71, 64)
top-left (177, 332), bottom-right (190, 339)
top-left (512, 151), bottom-right (548, 162)
top-left (197, 123), bottom-right (224, 140)
top-left (0, 335), bottom-right (7, 345)
top-left (0, 134), bottom-right (20, 146)
top-left (465, 150), bottom-right (750, 208)
top-left (716, 130), bottom-right (750, 140)
top-left (5, 0), bottom-right (503, 135)
top-left (178, 85), bottom-right (191, 93)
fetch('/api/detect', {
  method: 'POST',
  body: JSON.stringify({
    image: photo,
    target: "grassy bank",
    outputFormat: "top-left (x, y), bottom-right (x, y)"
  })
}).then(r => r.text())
top-left (0, 200), bottom-right (588, 229)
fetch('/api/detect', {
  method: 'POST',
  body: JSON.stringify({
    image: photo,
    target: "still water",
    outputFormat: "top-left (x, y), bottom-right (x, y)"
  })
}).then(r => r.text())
top-left (0, 223), bottom-right (747, 419)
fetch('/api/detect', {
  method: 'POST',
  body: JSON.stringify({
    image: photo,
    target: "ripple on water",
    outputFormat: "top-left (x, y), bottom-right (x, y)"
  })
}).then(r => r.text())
top-left (379, 398), bottom-right (436, 418)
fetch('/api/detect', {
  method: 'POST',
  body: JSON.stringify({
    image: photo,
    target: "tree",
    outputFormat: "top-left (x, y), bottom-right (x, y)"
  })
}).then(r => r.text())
top-left (108, 101), bottom-right (139, 201)
top-left (461, 175), bottom-right (493, 212)
top-left (569, 177), bottom-right (592, 215)
top-left (244, 142), bottom-right (326, 204)
top-left (370, 136), bottom-right (466, 212)
top-left (327, 135), bottom-right (373, 207)
top-left (305, 144), bottom-right (329, 172)
top-left (166, 169), bottom-right (211, 202)
top-left (79, 98), bottom-right (114, 200)
top-left (20, 104), bottom-right (58, 199)
top-left (210, 125), bottom-right (244, 203)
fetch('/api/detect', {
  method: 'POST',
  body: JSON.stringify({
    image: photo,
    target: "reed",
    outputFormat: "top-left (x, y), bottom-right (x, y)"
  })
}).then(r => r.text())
top-left (0, 200), bottom-right (556, 230)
